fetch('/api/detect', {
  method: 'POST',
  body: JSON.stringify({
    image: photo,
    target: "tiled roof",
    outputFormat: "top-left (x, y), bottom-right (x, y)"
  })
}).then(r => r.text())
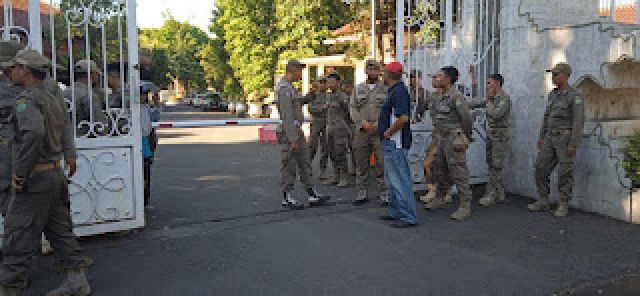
top-left (0, 0), bottom-right (57, 29)
top-left (599, 4), bottom-right (638, 24)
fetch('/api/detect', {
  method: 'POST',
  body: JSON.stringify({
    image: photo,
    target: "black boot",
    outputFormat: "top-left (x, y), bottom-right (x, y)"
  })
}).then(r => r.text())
top-left (307, 188), bottom-right (330, 207)
top-left (282, 192), bottom-right (304, 210)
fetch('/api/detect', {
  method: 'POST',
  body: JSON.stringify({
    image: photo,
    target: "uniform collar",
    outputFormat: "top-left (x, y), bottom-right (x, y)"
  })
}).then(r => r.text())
top-left (279, 77), bottom-right (293, 88)
top-left (553, 87), bottom-right (570, 95)
top-left (443, 86), bottom-right (459, 98)
top-left (388, 81), bottom-right (404, 92)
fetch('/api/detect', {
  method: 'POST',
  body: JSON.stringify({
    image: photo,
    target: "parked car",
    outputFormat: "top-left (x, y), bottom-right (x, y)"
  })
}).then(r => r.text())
top-left (184, 93), bottom-right (198, 105)
top-left (235, 102), bottom-right (248, 117)
top-left (228, 101), bottom-right (238, 113)
top-left (199, 93), bottom-right (227, 112)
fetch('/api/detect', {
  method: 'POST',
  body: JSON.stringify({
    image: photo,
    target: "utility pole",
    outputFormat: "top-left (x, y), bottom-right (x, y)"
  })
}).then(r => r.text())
top-left (371, 0), bottom-right (376, 59)
top-left (444, 0), bottom-right (453, 66)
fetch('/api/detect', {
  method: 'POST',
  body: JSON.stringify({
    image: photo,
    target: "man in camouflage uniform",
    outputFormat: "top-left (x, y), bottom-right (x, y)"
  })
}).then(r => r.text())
top-left (276, 60), bottom-right (329, 210)
top-left (306, 77), bottom-right (330, 179)
top-left (0, 41), bottom-right (24, 216)
top-left (323, 73), bottom-right (351, 188)
top-left (342, 82), bottom-right (357, 176)
top-left (409, 70), bottom-right (428, 122)
top-left (64, 59), bottom-right (108, 137)
top-left (471, 74), bottom-right (512, 206)
top-left (424, 67), bottom-right (474, 221)
top-left (0, 49), bottom-right (90, 296)
top-left (350, 60), bottom-right (388, 205)
top-left (529, 63), bottom-right (585, 217)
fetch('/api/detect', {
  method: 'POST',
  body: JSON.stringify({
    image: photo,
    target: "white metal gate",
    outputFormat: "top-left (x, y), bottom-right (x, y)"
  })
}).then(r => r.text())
top-left (396, 0), bottom-right (500, 188)
top-left (2, 0), bottom-right (143, 236)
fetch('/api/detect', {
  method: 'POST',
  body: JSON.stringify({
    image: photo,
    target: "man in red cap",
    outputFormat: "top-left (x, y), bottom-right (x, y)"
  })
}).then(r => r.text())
top-left (376, 62), bottom-right (417, 228)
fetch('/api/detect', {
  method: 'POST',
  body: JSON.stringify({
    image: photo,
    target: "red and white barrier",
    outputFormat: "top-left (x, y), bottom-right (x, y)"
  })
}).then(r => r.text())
top-left (152, 118), bottom-right (283, 128)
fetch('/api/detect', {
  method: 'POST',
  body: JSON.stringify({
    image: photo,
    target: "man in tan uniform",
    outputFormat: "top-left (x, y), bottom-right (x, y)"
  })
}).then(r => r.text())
top-left (0, 41), bottom-right (24, 216)
top-left (306, 78), bottom-right (330, 179)
top-left (424, 67), bottom-right (474, 221)
top-left (276, 60), bottom-right (329, 209)
top-left (350, 60), bottom-right (388, 205)
top-left (529, 63), bottom-right (585, 217)
top-left (64, 59), bottom-right (108, 137)
top-left (477, 74), bottom-right (512, 206)
top-left (0, 49), bottom-right (90, 296)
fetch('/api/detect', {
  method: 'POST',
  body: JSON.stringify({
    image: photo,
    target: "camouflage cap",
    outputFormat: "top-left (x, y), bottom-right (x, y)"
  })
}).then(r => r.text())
top-left (285, 59), bottom-right (305, 71)
top-left (546, 62), bottom-right (572, 76)
top-left (365, 59), bottom-right (381, 68)
top-left (2, 49), bottom-right (50, 72)
top-left (74, 59), bottom-right (100, 74)
top-left (0, 40), bottom-right (25, 67)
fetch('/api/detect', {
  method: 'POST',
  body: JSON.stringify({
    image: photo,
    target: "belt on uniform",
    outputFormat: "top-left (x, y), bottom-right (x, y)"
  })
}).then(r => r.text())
top-left (33, 162), bottom-right (59, 173)
top-left (549, 129), bottom-right (570, 135)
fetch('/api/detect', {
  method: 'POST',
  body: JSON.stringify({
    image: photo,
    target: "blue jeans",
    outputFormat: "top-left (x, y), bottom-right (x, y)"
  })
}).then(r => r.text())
top-left (381, 138), bottom-right (417, 224)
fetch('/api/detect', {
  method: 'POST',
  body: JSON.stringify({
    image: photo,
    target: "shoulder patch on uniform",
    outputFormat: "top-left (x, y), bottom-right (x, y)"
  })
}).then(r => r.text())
top-left (16, 98), bottom-right (27, 112)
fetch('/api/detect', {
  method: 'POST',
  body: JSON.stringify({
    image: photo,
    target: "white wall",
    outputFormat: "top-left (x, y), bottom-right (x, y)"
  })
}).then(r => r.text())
top-left (499, 0), bottom-right (640, 221)
top-left (410, 0), bottom-right (640, 222)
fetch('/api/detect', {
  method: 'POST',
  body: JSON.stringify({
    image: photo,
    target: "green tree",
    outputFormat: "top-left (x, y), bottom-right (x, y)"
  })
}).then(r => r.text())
top-left (215, 0), bottom-right (353, 97)
top-left (139, 18), bottom-right (210, 93)
top-left (217, 0), bottom-right (278, 98)
top-left (274, 0), bottom-right (352, 69)
top-left (199, 8), bottom-right (243, 99)
top-left (624, 132), bottom-right (640, 187)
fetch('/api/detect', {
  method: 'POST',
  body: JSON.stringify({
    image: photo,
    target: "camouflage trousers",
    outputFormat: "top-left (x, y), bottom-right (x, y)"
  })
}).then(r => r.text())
top-left (535, 130), bottom-right (576, 201)
top-left (280, 130), bottom-right (313, 193)
top-left (353, 131), bottom-right (386, 194)
top-left (484, 128), bottom-right (509, 200)
top-left (327, 125), bottom-right (350, 174)
top-left (347, 124), bottom-right (356, 172)
top-left (0, 167), bottom-right (85, 287)
top-left (309, 119), bottom-right (329, 170)
top-left (433, 130), bottom-right (472, 203)
top-left (0, 186), bottom-right (8, 217)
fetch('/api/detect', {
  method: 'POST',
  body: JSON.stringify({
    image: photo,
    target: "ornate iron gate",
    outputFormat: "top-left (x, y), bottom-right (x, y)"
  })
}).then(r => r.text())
top-left (1, 0), bottom-right (143, 236)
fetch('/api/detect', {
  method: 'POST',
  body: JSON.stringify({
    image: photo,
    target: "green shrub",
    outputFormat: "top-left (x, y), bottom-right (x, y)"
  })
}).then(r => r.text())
top-left (623, 132), bottom-right (640, 187)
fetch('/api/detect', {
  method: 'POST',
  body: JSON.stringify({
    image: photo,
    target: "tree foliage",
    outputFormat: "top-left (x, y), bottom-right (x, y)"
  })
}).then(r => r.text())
top-left (139, 18), bottom-right (210, 92)
top-left (216, 0), bottom-right (278, 98)
top-left (199, 8), bottom-right (243, 99)
top-left (45, 0), bottom-right (128, 76)
top-left (215, 0), bottom-right (353, 98)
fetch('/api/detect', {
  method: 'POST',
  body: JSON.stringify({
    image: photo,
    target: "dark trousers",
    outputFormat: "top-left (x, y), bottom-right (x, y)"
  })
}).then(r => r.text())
top-left (144, 158), bottom-right (152, 206)
top-left (0, 168), bottom-right (84, 287)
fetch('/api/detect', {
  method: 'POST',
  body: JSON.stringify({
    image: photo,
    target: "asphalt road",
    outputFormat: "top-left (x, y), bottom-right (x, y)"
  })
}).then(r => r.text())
top-left (26, 106), bottom-right (640, 295)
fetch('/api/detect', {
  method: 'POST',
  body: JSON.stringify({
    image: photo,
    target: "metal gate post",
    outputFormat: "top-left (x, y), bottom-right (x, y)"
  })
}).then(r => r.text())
top-left (444, 0), bottom-right (453, 66)
top-left (127, 0), bottom-right (144, 219)
top-left (2, 0), bottom-right (9, 40)
top-left (370, 0), bottom-right (376, 58)
top-left (637, 0), bottom-right (640, 24)
top-left (396, 0), bottom-right (404, 64)
top-left (28, 0), bottom-right (42, 52)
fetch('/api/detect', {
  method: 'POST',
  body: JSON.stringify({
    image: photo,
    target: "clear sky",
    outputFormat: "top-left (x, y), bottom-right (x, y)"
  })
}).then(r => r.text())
top-left (136, 0), bottom-right (216, 34)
